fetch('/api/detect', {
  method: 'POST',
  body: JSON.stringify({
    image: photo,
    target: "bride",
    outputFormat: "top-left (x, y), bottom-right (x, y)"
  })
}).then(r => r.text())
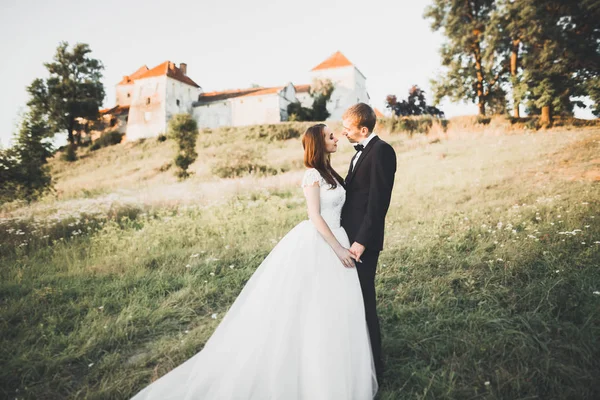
top-left (130, 123), bottom-right (378, 399)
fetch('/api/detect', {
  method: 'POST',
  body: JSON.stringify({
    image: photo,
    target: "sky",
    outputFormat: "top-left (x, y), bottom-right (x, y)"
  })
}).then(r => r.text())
top-left (0, 0), bottom-right (595, 149)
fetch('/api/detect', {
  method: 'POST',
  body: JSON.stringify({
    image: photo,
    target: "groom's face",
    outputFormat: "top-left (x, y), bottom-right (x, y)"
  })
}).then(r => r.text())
top-left (342, 117), bottom-right (368, 143)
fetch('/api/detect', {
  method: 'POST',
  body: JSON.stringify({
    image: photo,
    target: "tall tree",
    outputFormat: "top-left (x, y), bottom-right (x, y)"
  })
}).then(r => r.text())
top-left (514, 0), bottom-right (600, 125)
top-left (386, 85), bottom-right (445, 117)
top-left (27, 42), bottom-right (105, 161)
top-left (0, 109), bottom-right (54, 204)
top-left (425, 0), bottom-right (507, 116)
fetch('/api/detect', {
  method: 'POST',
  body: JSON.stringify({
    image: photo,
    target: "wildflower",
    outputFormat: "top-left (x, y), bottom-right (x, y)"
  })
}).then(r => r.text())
top-left (98, 306), bottom-right (104, 310)
top-left (185, 264), bottom-right (191, 268)
top-left (484, 381), bottom-right (490, 386)
top-left (88, 363), bottom-right (94, 368)
top-left (594, 291), bottom-right (600, 295)
top-left (211, 313), bottom-right (218, 319)
top-left (209, 272), bottom-right (215, 276)
top-left (229, 265), bottom-right (235, 269)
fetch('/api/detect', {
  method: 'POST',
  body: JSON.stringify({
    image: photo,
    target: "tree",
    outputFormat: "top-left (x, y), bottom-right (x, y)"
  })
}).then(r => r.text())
top-left (309, 79), bottom-right (335, 121)
top-left (0, 110), bottom-right (54, 204)
top-left (27, 42), bottom-right (105, 161)
top-left (167, 114), bottom-right (198, 180)
top-left (287, 79), bottom-right (335, 122)
top-left (488, 0), bottom-right (600, 124)
top-left (385, 85), bottom-right (445, 118)
top-left (425, 0), bottom-right (507, 116)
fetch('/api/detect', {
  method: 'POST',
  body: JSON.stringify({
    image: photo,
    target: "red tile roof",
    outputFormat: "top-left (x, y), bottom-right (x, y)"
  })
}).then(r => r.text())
top-left (118, 66), bottom-right (149, 85)
top-left (99, 105), bottom-right (130, 115)
top-left (196, 88), bottom-right (264, 103)
top-left (311, 51), bottom-right (354, 71)
top-left (118, 61), bottom-right (200, 88)
top-left (294, 84), bottom-right (311, 93)
top-left (239, 86), bottom-right (283, 97)
top-left (196, 86), bottom-right (286, 103)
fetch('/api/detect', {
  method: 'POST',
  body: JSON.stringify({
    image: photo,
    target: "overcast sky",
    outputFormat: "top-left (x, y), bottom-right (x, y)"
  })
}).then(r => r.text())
top-left (0, 0), bottom-right (594, 148)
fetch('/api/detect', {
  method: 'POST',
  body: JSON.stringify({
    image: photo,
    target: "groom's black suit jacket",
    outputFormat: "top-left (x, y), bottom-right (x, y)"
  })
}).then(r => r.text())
top-left (341, 135), bottom-right (397, 252)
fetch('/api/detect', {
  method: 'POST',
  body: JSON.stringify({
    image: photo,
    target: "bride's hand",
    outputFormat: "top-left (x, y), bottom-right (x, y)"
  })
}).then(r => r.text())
top-left (334, 246), bottom-right (356, 268)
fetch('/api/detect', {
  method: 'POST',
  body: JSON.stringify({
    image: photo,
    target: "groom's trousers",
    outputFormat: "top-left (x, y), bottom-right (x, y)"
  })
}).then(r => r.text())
top-left (356, 249), bottom-right (383, 379)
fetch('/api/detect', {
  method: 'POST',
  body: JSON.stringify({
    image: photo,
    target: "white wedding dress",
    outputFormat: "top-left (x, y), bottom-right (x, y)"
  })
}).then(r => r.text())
top-left (130, 168), bottom-right (378, 400)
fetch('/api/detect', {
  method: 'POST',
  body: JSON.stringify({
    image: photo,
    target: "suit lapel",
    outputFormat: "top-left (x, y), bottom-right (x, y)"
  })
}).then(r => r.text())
top-left (345, 152), bottom-right (358, 184)
top-left (346, 136), bottom-right (380, 185)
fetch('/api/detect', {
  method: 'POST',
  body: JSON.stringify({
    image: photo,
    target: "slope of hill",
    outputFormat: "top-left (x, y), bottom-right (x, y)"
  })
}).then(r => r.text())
top-left (1, 121), bottom-right (599, 399)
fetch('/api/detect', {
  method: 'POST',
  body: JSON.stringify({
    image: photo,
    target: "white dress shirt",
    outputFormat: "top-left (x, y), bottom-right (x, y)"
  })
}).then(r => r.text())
top-left (352, 133), bottom-right (378, 171)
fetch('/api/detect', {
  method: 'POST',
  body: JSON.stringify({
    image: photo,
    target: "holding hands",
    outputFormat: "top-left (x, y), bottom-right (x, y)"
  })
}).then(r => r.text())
top-left (335, 242), bottom-right (365, 268)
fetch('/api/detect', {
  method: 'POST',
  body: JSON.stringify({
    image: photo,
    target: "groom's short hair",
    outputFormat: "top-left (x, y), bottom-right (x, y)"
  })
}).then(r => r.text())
top-left (343, 103), bottom-right (377, 133)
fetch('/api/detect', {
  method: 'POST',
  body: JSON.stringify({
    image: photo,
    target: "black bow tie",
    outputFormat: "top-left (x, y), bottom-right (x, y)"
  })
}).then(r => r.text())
top-left (354, 144), bottom-right (364, 152)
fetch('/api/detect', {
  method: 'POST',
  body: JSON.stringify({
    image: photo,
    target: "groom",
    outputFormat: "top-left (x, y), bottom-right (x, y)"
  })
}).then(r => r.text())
top-left (341, 103), bottom-right (397, 382)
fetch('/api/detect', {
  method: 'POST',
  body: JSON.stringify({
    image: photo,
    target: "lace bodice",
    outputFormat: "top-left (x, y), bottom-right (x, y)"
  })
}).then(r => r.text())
top-left (301, 168), bottom-right (346, 229)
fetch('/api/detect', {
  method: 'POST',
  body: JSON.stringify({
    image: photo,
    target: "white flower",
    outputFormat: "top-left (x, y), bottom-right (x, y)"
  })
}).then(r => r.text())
top-left (229, 265), bottom-right (235, 269)
top-left (211, 313), bottom-right (218, 319)
top-left (484, 381), bottom-right (490, 386)
top-left (185, 264), bottom-right (191, 268)
top-left (209, 272), bottom-right (215, 276)
top-left (593, 291), bottom-right (600, 295)
top-left (88, 363), bottom-right (94, 368)
top-left (98, 306), bottom-right (104, 310)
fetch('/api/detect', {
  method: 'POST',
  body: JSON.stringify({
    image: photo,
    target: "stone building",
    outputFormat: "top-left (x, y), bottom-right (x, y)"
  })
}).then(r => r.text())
top-left (100, 51), bottom-right (371, 140)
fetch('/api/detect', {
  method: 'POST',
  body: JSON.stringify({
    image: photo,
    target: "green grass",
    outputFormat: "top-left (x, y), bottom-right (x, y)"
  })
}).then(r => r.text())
top-left (1, 124), bottom-right (599, 399)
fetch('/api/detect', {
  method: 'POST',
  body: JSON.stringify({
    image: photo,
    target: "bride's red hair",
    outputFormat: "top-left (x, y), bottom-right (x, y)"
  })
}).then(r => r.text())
top-left (302, 124), bottom-right (344, 189)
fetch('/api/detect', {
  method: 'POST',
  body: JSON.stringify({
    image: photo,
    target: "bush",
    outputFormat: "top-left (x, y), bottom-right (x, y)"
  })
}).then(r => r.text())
top-left (211, 147), bottom-right (284, 178)
top-left (245, 123), bottom-right (308, 141)
top-left (157, 133), bottom-right (167, 142)
top-left (377, 116), bottom-right (447, 136)
top-left (90, 130), bottom-right (124, 151)
top-left (167, 114), bottom-right (199, 179)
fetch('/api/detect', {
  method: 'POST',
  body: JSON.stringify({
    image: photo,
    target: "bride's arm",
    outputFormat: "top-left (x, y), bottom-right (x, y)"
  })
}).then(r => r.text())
top-left (303, 183), bottom-right (357, 268)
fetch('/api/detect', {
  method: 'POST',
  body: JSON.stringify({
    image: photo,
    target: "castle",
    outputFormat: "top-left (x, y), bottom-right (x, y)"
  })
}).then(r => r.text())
top-left (100, 51), bottom-right (371, 141)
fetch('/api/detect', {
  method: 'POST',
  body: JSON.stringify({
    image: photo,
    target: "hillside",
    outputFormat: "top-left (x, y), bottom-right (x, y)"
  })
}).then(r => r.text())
top-left (1, 119), bottom-right (599, 399)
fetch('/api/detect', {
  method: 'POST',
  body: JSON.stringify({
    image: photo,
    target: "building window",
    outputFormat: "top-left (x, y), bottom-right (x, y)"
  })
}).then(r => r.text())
top-left (176, 99), bottom-right (180, 106)
top-left (146, 98), bottom-right (151, 105)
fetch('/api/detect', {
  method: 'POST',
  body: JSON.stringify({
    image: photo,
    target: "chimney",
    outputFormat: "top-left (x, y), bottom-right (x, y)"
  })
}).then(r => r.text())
top-left (179, 63), bottom-right (187, 75)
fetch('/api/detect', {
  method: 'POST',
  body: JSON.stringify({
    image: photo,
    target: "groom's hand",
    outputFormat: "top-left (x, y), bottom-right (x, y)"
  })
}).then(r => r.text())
top-left (350, 242), bottom-right (366, 263)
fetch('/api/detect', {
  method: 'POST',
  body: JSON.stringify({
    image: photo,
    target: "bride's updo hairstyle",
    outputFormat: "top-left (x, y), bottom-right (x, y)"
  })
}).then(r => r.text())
top-left (302, 124), bottom-right (344, 189)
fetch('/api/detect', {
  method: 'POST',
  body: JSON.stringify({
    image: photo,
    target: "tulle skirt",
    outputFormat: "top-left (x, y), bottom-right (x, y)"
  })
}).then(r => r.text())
top-left (131, 220), bottom-right (378, 399)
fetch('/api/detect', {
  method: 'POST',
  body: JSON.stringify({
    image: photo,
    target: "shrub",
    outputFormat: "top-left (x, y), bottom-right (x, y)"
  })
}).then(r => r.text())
top-left (167, 114), bottom-right (199, 179)
top-left (90, 130), bottom-right (124, 151)
top-left (377, 116), bottom-right (446, 136)
top-left (211, 147), bottom-right (283, 178)
top-left (245, 123), bottom-right (307, 141)
top-left (157, 133), bottom-right (167, 142)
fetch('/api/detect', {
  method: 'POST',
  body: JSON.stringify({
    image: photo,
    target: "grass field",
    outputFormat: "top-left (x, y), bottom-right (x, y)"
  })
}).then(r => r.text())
top-left (1, 119), bottom-right (599, 399)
